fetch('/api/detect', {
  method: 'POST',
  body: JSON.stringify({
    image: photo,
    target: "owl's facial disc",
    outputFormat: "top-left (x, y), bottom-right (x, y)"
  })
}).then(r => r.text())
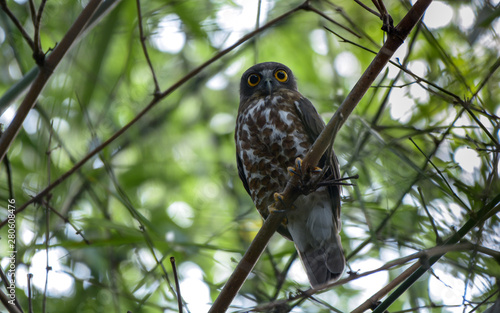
top-left (240, 62), bottom-right (297, 104)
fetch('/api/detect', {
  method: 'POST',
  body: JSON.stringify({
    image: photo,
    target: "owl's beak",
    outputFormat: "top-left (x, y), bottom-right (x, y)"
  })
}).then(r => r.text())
top-left (264, 79), bottom-right (273, 96)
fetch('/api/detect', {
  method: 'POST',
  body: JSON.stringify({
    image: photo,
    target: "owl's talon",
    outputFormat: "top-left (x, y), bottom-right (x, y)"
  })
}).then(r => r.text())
top-left (268, 202), bottom-right (285, 214)
top-left (273, 192), bottom-right (285, 204)
top-left (268, 193), bottom-right (297, 214)
top-left (267, 203), bottom-right (284, 214)
top-left (288, 158), bottom-right (304, 177)
top-left (295, 158), bottom-right (303, 172)
top-left (313, 167), bottom-right (322, 173)
top-left (268, 192), bottom-right (287, 214)
top-left (287, 166), bottom-right (298, 176)
top-left (268, 203), bottom-right (288, 225)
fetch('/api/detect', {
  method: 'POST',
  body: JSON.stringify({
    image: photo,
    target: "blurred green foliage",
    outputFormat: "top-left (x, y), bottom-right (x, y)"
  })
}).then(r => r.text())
top-left (0, 0), bottom-right (499, 312)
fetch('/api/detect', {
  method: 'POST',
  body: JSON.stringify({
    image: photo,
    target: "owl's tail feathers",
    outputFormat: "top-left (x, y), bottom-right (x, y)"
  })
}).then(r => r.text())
top-left (298, 236), bottom-right (345, 288)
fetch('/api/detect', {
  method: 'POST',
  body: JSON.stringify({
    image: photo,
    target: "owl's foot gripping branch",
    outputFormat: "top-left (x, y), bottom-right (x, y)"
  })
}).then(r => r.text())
top-left (287, 157), bottom-right (329, 196)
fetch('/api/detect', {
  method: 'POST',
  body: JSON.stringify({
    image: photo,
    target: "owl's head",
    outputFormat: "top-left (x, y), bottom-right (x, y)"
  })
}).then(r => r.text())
top-left (239, 62), bottom-right (298, 102)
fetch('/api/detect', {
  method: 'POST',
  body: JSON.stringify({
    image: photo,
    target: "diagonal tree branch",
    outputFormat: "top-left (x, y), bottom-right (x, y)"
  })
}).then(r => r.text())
top-left (0, 0), bottom-right (36, 50)
top-left (0, 288), bottom-right (23, 313)
top-left (208, 0), bottom-right (433, 312)
top-left (0, 0), bottom-right (103, 164)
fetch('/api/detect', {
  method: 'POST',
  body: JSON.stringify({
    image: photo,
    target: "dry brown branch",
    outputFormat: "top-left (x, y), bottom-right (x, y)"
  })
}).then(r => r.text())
top-left (170, 257), bottom-right (183, 313)
top-left (208, 1), bottom-right (432, 312)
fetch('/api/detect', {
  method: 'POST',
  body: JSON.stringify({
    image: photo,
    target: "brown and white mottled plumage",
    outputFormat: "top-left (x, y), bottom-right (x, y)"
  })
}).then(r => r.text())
top-left (235, 62), bottom-right (345, 287)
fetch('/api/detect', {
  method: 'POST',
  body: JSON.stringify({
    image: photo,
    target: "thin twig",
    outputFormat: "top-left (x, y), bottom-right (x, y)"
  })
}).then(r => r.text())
top-left (252, 0), bottom-right (262, 63)
top-left (323, 25), bottom-right (466, 105)
top-left (38, 198), bottom-right (91, 244)
top-left (417, 187), bottom-right (441, 244)
top-left (28, 0), bottom-right (36, 24)
top-left (468, 289), bottom-right (499, 313)
top-left (170, 257), bottom-right (183, 313)
top-left (1, 148), bottom-right (15, 200)
top-left (271, 251), bottom-right (298, 301)
top-left (352, 0), bottom-right (381, 17)
top-left (461, 99), bottom-right (500, 149)
top-left (28, 273), bottom-right (33, 313)
top-left (472, 57), bottom-right (500, 99)
top-left (135, 0), bottom-right (160, 95)
top-left (422, 24), bottom-right (472, 93)
top-left (42, 122), bottom-right (55, 313)
top-left (0, 0), bottom-right (36, 50)
top-left (372, 0), bottom-right (383, 13)
top-left (42, 202), bottom-right (50, 313)
top-left (324, 0), bottom-right (381, 48)
top-left (33, 0), bottom-right (48, 64)
top-left (304, 5), bottom-right (361, 38)
top-left (409, 137), bottom-right (470, 211)
top-left (392, 304), bottom-right (462, 313)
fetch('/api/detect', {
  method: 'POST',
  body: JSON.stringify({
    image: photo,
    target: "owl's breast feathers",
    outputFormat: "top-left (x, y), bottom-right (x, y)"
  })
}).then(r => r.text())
top-left (235, 90), bottom-right (312, 219)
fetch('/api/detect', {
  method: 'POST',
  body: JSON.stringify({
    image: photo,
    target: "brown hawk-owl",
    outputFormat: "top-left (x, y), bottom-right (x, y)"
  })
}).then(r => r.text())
top-left (235, 62), bottom-right (345, 287)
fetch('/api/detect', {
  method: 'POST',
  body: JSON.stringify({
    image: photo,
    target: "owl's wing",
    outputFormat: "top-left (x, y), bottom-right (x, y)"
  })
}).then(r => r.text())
top-left (295, 96), bottom-right (342, 226)
top-left (236, 152), bottom-right (251, 195)
top-left (294, 96), bottom-right (325, 139)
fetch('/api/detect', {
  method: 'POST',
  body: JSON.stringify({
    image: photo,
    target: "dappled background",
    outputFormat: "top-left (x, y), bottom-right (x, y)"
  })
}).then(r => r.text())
top-left (0, 0), bottom-right (499, 312)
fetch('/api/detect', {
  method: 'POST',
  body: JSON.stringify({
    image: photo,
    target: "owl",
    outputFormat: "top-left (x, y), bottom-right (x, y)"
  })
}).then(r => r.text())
top-left (235, 62), bottom-right (345, 287)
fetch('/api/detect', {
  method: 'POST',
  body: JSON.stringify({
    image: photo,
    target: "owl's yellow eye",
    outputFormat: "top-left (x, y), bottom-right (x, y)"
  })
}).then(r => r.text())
top-left (247, 74), bottom-right (261, 87)
top-left (274, 69), bottom-right (288, 82)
